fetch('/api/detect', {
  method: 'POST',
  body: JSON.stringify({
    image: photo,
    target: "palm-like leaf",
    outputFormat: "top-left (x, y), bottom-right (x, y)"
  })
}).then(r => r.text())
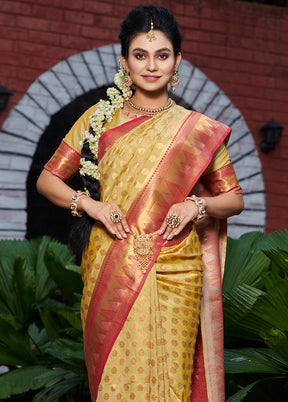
top-left (260, 230), bottom-right (288, 252)
top-left (33, 373), bottom-right (84, 402)
top-left (0, 366), bottom-right (52, 399)
top-left (0, 316), bottom-right (37, 366)
top-left (33, 237), bottom-right (60, 302)
top-left (44, 243), bottom-right (82, 304)
top-left (0, 237), bottom-right (57, 305)
top-left (0, 237), bottom-right (89, 401)
top-left (226, 380), bottom-right (260, 402)
top-left (45, 339), bottom-right (86, 370)
top-left (224, 231), bottom-right (288, 401)
top-left (223, 231), bottom-right (265, 292)
top-left (225, 348), bottom-right (288, 374)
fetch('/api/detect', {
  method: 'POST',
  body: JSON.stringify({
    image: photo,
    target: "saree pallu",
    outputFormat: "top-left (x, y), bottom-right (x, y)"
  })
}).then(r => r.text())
top-left (79, 106), bottom-right (240, 402)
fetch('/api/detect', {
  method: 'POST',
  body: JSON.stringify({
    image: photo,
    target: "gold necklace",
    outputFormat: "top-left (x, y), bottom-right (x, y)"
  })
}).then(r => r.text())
top-left (127, 97), bottom-right (175, 116)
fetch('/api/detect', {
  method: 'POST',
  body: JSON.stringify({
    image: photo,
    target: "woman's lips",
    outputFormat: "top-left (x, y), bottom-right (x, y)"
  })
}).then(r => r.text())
top-left (141, 75), bottom-right (161, 82)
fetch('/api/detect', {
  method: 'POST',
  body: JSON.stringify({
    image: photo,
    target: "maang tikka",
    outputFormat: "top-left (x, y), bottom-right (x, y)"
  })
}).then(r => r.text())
top-left (146, 18), bottom-right (156, 42)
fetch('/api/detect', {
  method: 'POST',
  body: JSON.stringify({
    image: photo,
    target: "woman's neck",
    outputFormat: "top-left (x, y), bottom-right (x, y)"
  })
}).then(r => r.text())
top-left (132, 89), bottom-right (170, 109)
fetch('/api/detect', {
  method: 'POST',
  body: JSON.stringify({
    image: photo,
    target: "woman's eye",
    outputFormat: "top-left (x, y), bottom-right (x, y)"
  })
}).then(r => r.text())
top-left (158, 54), bottom-right (169, 60)
top-left (135, 53), bottom-right (145, 60)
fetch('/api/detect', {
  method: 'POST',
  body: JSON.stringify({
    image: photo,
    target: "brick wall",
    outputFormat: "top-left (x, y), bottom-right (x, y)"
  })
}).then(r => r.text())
top-left (0, 0), bottom-right (287, 233)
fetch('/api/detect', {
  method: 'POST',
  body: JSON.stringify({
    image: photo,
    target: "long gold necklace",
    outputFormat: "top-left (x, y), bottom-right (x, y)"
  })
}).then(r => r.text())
top-left (126, 97), bottom-right (175, 116)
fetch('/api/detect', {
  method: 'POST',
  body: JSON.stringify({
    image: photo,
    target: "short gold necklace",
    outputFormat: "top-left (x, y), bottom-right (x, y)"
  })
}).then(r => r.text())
top-left (127, 97), bottom-right (175, 116)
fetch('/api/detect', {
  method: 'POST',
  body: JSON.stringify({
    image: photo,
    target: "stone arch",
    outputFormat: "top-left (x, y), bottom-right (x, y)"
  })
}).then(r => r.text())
top-left (0, 44), bottom-right (265, 239)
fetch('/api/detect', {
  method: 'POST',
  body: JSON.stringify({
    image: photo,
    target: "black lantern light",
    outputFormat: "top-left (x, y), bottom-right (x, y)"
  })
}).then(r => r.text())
top-left (0, 84), bottom-right (13, 112)
top-left (260, 119), bottom-right (283, 154)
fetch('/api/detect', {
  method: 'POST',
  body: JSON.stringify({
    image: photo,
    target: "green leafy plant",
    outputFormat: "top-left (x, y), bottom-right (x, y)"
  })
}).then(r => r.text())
top-left (223, 231), bottom-right (288, 402)
top-left (2, 231), bottom-right (288, 401)
top-left (0, 236), bottom-right (89, 401)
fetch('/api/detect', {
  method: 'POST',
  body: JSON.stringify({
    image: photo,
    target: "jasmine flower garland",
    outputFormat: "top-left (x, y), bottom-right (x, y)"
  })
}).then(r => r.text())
top-left (79, 65), bottom-right (132, 180)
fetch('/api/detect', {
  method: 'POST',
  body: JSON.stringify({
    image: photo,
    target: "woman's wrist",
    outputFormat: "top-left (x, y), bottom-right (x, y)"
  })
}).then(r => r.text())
top-left (77, 196), bottom-right (104, 220)
top-left (70, 191), bottom-right (89, 217)
top-left (184, 195), bottom-right (206, 221)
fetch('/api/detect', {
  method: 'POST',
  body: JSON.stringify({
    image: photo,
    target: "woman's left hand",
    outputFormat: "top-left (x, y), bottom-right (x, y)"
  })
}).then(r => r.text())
top-left (158, 201), bottom-right (199, 241)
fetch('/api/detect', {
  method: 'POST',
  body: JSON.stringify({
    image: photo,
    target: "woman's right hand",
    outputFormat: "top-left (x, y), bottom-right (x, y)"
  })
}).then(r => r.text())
top-left (79, 196), bottom-right (130, 240)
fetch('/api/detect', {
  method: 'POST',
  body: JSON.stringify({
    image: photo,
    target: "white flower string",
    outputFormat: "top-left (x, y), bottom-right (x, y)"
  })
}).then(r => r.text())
top-left (79, 158), bottom-right (101, 180)
top-left (79, 65), bottom-right (132, 181)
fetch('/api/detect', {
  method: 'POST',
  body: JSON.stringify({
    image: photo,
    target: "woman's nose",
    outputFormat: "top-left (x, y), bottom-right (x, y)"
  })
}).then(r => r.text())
top-left (147, 56), bottom-right (157, 71)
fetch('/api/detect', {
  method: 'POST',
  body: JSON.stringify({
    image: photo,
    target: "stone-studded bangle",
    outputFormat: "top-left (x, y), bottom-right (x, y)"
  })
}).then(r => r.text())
top-left (184, 195), bottom-right (206, 221)
top-left (70, 191), bottom-right (87, 218)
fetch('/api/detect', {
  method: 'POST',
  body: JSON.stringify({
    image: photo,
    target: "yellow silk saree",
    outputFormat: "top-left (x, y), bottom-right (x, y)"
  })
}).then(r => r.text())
top-left (45, 104), bottom-right (241, 402)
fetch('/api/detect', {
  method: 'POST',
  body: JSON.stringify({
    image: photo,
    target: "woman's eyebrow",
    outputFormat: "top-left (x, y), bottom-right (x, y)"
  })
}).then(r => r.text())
top-left (156, 48), bottom-right (172, 53)
top-left (132, 47), bottom-right (148, 53)
top-left (132, 47), bottom-right (172, 53)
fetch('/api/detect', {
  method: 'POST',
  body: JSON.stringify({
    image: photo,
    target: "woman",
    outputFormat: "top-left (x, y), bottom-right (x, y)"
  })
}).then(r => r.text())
top-left (37, 6), bottom-right (244, 402)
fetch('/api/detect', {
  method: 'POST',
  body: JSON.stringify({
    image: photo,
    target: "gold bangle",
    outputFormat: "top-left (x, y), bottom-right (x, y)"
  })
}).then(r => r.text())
top-left (70, 191), bottom-right (87, 218)
top-left (184, 195), bottom-right (206, 221)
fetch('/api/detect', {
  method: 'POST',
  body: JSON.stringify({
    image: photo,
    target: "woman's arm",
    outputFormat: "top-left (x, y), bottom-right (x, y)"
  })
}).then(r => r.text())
top-left (202, 191), bottom-right (244, 219)
top-left (37, 169), bottom-right (77, 209)
top-left (37, 169), bottom-right (130, 239)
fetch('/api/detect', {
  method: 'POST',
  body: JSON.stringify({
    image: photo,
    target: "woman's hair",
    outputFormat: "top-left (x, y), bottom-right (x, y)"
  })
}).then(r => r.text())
top-left (69, 6), bottom-right (181, 260)
top-left (69, 126), bottom-right (100, 263)
top-left (119, 6), bottom-right (182, 58)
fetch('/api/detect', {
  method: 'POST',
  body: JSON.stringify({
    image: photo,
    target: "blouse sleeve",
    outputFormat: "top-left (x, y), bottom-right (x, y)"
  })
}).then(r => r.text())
top-left (203, 143), bottom-right (231, 175)
top-left (201, 143), bottom-right (242, 196)
top-left (44, 104), bottom-right (97, 182)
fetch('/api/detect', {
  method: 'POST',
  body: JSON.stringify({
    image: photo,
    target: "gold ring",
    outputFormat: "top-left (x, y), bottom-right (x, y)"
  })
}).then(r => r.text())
top-left (111, 210), bottom-right (122, 223)
top-left (166, 214), bottom-right (181, 229)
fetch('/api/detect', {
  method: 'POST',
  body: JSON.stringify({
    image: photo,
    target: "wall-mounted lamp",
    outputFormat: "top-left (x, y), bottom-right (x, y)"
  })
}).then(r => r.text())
top-left (0, 84), bottom-right (13, 112)
top-left (260, 119), bottom-right (283, 154)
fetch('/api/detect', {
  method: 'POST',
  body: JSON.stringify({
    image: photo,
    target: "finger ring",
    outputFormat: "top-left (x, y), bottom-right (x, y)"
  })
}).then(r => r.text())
top-left (166, 214), bottom-right (181, 228)
top-left (111, 210), bottom-right (122, 223)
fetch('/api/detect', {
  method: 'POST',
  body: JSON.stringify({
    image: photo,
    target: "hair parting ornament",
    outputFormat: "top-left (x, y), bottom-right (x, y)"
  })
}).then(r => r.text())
top-left (146, 18), bottom-right (156, 42)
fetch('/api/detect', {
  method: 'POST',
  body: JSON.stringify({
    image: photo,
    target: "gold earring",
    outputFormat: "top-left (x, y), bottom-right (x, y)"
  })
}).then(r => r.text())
top-left (170, 70), bottom-right (180, 92)
top-left (123, 72), bottom-right (133, 88)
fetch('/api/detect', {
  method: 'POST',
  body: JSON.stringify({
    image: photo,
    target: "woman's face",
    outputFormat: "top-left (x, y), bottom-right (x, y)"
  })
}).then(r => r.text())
top-left (120, 31), bottom-right (181, 96)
